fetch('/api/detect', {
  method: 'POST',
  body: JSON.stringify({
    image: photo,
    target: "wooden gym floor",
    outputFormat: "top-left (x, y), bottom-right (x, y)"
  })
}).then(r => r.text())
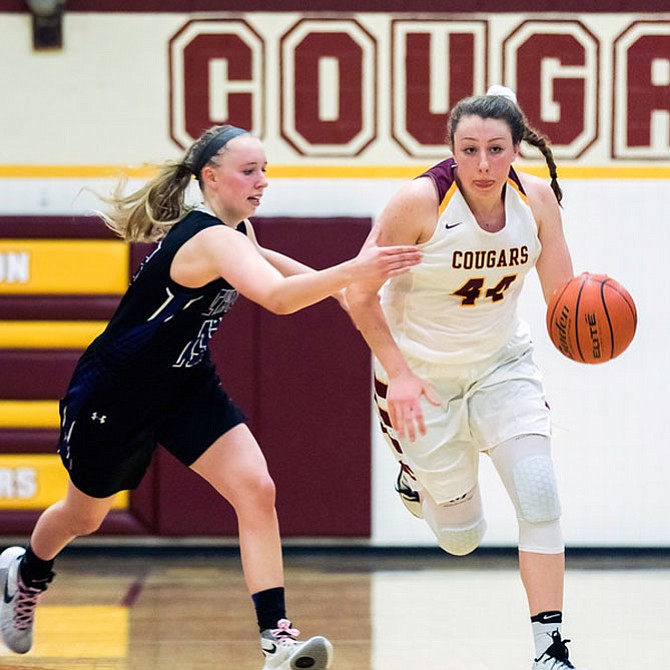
top-left (0, 545), bottom-right (667, 670)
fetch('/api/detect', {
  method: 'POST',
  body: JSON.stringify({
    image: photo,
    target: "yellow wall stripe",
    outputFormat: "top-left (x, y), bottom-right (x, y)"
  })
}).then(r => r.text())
top-left (0, 400), bottom-right (59, 428)
top-left (1, 164), bottom-right (669, 180)
top-left (0, 454), bottom-right (128, 510)
top-left (0, 320), bottom-right (106, 348)
top-left (0, 240), bottom-right (129, 295)
top-left (269, 164), bottom-right (670, 180)
top-left (0, 164), bottom-right (158, 179)
top-left (0, 454), bottom-right (65, 509)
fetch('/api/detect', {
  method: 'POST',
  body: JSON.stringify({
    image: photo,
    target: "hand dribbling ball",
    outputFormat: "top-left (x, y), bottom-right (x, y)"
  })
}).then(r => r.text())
top-left (546, 272), bottom-right (637, 364)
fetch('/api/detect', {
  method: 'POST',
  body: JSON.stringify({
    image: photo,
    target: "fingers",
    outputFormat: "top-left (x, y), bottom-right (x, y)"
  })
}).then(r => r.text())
top-left (423, 384), bottom-right (442, 407)
top-left (414, 407), bottom-right (427, 436)
top-left (386, 265), bottom-right (417, 278)
top-left (409, 385), bottom-right (439, 437)
top-left (384, 248), bottom-right (422, 266)
top-left (389, 401), bottom-right (425, 442)
top-left (383, 244), bottom-right (422, 257)
top-left (392, 406), bottom-right (416, 442)
top-left (389, 385), bottom-right (439, 442)
top-left (379, 247), bottom-right (422, 276)
top-left (403, 408), bottom-right (421, 442)
top-left (354, 239), bottom-right (421, 285)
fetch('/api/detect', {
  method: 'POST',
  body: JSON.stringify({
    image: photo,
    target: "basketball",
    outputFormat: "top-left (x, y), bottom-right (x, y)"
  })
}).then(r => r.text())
top-left (546, 272), bottom-right (637, 364)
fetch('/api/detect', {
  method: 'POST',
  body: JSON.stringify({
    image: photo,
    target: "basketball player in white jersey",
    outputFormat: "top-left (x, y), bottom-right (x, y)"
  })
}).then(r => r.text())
top-left (346, 87), bottom-right (587, 670)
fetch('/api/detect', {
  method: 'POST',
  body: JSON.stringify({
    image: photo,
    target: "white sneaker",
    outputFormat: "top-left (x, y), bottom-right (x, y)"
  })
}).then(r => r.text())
top-left (533, 631), bottom-right (586, 669)
top-left (260, 619), bottom-right (333, 670)
top-left (395, 464), bottom-right (423, 518)
top-left (0, 546), bottom-right (52, 654)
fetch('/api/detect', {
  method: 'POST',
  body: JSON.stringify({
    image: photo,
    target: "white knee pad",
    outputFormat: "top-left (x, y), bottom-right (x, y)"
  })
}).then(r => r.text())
top-left (422, 487), bottom-right (487, 556)
top-left (490, 436), bottom-right (564, 554)
top-left (513, 454), bottom-right (562, 524)
top-left (434, 519), bottom-right (488, 556)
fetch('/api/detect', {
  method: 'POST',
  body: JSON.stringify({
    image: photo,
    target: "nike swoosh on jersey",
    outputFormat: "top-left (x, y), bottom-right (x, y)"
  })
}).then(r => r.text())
top-left (444, 221), bottom-right (463, 229)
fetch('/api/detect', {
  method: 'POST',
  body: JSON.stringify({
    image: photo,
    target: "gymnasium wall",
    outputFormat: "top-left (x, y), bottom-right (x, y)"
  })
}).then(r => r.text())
top-left (0, 3), bottom-right (669, 547)
top-left (0, 215), bottom-right (372, 538)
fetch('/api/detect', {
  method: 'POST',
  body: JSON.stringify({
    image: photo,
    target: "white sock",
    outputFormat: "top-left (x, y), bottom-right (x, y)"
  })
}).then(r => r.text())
top-left (531, 610), bottom-right (563, 659)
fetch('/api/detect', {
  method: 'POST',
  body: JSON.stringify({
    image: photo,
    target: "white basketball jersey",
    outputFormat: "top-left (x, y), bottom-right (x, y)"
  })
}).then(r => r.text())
top-left (380, 158), bottom-right (542, 365)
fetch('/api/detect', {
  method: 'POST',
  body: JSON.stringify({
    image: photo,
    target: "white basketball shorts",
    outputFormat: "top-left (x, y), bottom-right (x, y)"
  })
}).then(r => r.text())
top-left (374, 337), bottom-right (551, 505)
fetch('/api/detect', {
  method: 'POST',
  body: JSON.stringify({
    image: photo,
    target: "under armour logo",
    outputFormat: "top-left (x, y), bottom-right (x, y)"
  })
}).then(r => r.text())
top-left (90, 412), bottom-right (107, 424)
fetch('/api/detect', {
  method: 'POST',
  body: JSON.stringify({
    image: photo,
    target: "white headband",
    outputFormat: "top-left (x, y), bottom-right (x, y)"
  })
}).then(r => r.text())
top-left (486, 85), bottom-right (517, 104)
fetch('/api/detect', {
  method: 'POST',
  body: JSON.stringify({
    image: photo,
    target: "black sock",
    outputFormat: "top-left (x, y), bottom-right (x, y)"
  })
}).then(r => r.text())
top-left (252, 587), bottom-right (286, 632)
top-left (19, 545), bottom-right (55, 585)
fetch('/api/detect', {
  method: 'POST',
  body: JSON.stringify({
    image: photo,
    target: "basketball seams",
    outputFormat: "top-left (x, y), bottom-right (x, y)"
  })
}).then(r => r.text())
top-left (599, 278), bottom-right (615, 359)
top-left (574, 274), bottom-right (587, 363)
top-left (603, 279), bottom-right (638, 327)
top-left (547, 280), bottom-right (572, 328)
top-left (547, 272), bottom-right (636, 364)
top-left (546, 280), bottom-right (575, 360)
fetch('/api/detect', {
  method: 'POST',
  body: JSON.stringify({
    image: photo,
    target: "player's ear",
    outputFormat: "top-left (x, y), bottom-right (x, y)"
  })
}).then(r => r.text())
top-left (200, 164), bottom-right (218, 188)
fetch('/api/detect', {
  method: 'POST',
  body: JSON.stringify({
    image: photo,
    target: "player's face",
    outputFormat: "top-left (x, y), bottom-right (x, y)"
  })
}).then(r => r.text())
top-left (451, 115), bottom-right (519, 197)
top-left (208, 135), bottom-right (268, 221)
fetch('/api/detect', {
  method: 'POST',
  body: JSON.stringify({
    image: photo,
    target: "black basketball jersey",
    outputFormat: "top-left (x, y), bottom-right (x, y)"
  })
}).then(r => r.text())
top-left (68, 209), bottom-right (243, 396)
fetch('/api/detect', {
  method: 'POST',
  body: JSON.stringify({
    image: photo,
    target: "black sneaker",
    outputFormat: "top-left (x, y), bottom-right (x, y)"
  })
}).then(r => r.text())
top-left (395, 464), bottom-right (422, 518)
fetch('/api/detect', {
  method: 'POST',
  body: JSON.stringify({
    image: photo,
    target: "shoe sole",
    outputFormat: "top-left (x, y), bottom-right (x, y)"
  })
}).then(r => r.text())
top-left (395, 487), bottom-right (423, 518)
top-left (398, 494), bottom-right (423, 518)
top-left (290, 636), bottom-right (333, 670)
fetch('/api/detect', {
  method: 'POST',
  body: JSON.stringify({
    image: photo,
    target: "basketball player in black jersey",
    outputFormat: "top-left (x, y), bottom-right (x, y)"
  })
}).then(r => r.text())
top-left (0, 125), bottom-right (421, 670)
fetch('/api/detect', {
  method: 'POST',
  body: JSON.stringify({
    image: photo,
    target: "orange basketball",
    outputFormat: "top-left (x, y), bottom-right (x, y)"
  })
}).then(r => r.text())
top-left (546, 272), bottom-right (637, 364)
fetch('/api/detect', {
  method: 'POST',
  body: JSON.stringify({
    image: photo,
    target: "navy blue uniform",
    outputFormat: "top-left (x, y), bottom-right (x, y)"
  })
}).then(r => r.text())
top-left (58, 209), bottom-right (246, 497)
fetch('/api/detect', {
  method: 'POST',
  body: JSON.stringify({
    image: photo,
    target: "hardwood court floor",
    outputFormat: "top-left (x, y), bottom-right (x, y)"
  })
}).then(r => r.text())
top-left (0, 546), bottom-right (667, 670)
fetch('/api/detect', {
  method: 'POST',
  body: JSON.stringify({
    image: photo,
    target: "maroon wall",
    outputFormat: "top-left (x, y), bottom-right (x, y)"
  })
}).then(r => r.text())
top-left (146, 218), bottom-right (373, 537)
top-left (2, 1), bottom-right (668, 12)
top-left (0, 215), bottom-right (373, 538)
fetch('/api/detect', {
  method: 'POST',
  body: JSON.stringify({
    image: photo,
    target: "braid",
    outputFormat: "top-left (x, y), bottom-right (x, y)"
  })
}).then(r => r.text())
top-left (522, 125), bottom-right (563, 206)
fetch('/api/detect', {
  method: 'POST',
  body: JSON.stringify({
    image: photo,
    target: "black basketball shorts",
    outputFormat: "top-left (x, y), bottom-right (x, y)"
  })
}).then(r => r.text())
top-left (57, 366), bottom-right (246, 498)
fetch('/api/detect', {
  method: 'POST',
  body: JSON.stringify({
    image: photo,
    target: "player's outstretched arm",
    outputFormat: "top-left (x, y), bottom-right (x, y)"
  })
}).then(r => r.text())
top-left (191, 223), bottom-right (422, 315)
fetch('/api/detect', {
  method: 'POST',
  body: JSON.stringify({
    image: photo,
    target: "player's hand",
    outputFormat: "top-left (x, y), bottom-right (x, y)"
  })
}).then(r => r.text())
top-left (352, 222), bottom-right (422, 284)
top-left (387, 371), bottom-right (441, 442)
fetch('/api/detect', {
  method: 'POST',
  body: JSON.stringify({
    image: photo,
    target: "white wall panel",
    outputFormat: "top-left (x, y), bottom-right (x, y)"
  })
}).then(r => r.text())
top-left (1, 9), bottom-right (669, 545)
